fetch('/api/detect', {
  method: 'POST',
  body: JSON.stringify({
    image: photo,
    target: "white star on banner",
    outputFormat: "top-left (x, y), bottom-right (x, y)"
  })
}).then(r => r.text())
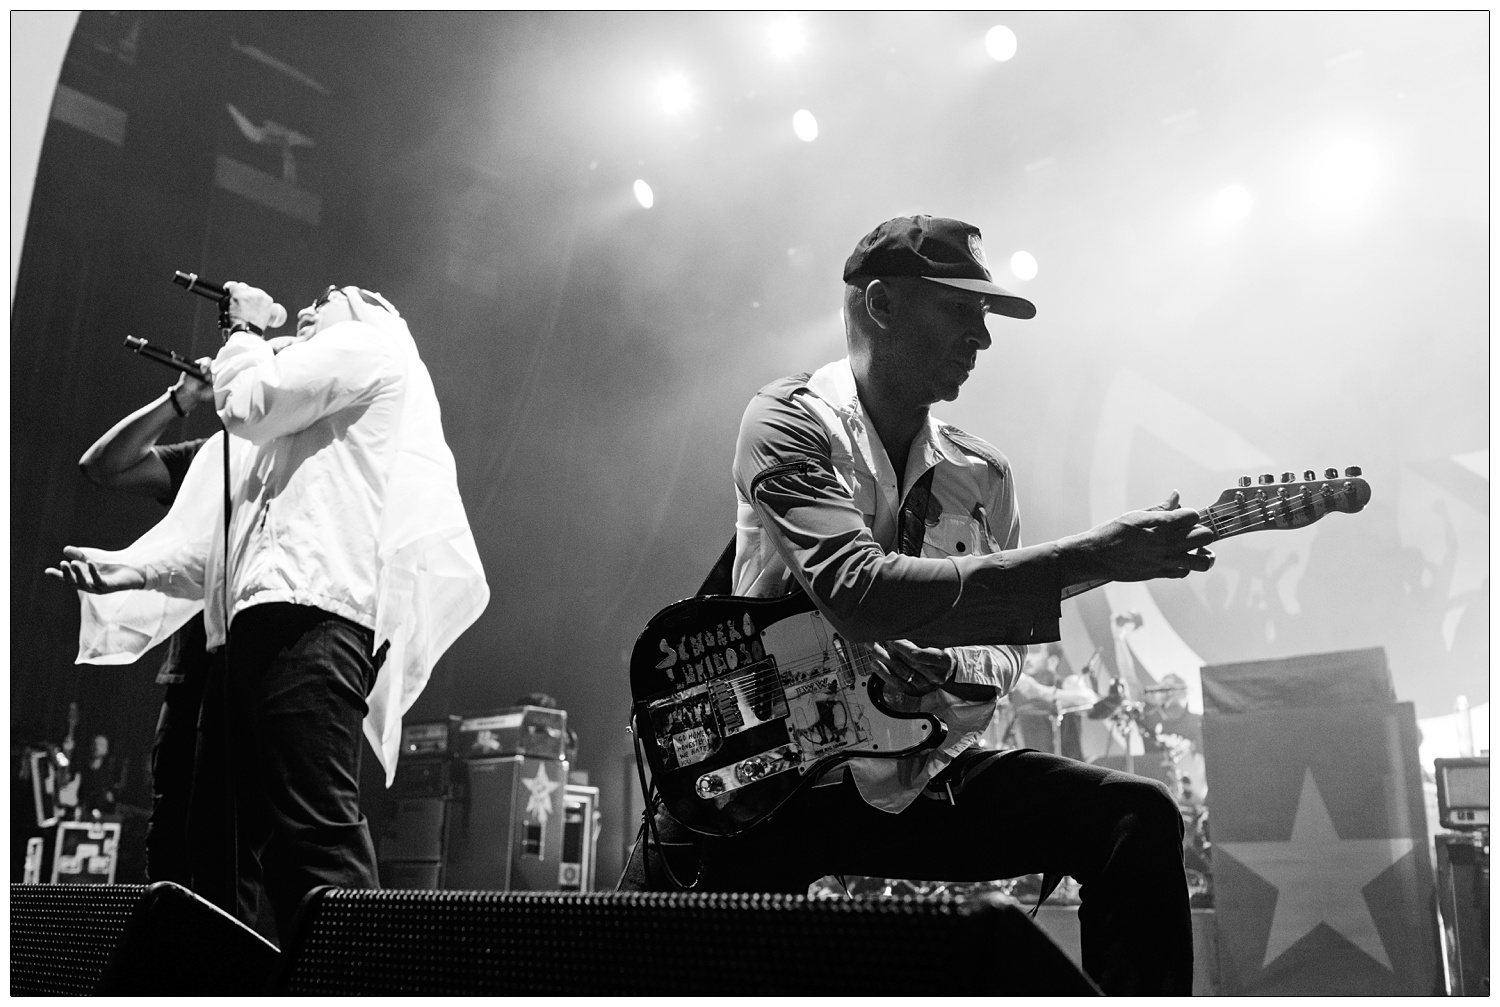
top-left (1217, 768), bottom-right (1414, 970)
top-left (522, 764), bottom-right (561, 825)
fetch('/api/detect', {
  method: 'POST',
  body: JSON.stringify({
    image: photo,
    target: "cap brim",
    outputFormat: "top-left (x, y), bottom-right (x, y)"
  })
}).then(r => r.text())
top-left (923, 276), bottom-right (1036, 319)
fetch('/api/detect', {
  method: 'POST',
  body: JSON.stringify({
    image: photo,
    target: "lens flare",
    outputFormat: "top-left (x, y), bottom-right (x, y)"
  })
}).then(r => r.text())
top-left (1009, 250), bottom-right (1038, 281)
top-left (792, 109), bottom-right (818, 142)
top-left (985, 26), bottom-right (1018, 62)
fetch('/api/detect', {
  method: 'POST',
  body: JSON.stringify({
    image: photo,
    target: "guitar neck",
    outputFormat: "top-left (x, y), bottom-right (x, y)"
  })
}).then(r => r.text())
top-left (1058, 471), bottom-right (1370, 601)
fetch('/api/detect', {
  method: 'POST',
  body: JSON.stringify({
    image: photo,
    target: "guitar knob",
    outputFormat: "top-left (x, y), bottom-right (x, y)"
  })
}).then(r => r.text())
top-left (1344, 466), bottom-right (1362, 477)
top-left (1237, 475), bottom-right (1252, 488)
top-left (1281, 472), bottom-right (1295, 482)
top-left (1258, 474), bottom-right (1275, 485)
top-left (1304, 470), bottom-right (1316, 481)
top-left (1325, 468), bottom-right (1339, 479)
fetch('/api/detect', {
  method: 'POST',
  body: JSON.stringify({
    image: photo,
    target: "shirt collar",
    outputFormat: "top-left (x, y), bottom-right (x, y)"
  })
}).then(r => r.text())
top-left (808, 357), bottom-right (968, 482)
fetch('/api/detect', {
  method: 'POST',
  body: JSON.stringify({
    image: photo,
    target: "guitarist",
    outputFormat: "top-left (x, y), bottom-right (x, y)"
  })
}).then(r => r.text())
top-left (623, 216), bottom-right (1216, 995)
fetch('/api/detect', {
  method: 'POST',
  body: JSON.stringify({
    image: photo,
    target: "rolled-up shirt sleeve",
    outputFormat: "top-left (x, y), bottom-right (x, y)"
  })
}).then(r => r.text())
top-left (213, 321), bottom-right (401, 444)
top-left (735, 389), bottom-right (1064, 651)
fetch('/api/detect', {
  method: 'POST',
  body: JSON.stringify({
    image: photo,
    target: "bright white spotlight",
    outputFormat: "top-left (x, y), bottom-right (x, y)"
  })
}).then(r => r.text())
top-left (769, 15), bottom-right (807, 58)
top-left (792, 109), bottom-right (818, 142)
top-left (985, 25), bottom-right (1018, 62)
top-left (633, 179), bottom-right (654, 209)
top-left (1307, 136), bottom-right (1382, 215)
top-left (657, 73), bottom-right (692, 115)
top-left (1009, 250), bottom-right (1037, 281)
top-left (1208, 184), bottom-right (1254, 228)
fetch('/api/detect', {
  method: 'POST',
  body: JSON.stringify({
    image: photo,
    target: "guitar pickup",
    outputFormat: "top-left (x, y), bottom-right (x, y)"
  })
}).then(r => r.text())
top-left (695, 744), bottom-right (801, 799)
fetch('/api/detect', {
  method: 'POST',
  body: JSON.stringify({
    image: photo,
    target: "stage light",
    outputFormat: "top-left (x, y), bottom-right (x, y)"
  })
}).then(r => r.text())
top-left (1208, 184), bottom-right (1254, 228)
top-left (1307, 135), bottom-right (1381, 215)
top-left (1009, 250), bottom-right (1037, 281)
top-left (633, 179), bottom-right (654, 209)
top-left (985, 25), bottom-right (1017, 62)
top-left (792, 109), bottom-right (818, 142)
top-left (769, 15), bottom-right (807, 59)
top-left (656, 73), bottom-right (691, 115)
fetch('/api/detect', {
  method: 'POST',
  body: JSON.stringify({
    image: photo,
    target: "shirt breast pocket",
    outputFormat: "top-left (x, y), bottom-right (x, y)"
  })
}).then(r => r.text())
top-left (922, 513), bottom-right (984, 559)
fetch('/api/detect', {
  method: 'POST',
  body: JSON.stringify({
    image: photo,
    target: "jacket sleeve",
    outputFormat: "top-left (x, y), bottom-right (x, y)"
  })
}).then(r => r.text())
top-left (213, 321), bottom-right (402, 444)
top-left (735, 388), bottom-right (1064, 649)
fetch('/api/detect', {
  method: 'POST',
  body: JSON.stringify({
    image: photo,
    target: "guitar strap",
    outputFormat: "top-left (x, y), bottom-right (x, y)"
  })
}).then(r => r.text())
top-left (896, 466), bottom-right (938, 557)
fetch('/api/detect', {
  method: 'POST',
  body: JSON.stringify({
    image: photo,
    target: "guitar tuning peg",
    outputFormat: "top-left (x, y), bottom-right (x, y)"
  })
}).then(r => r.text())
top-left (1258, 473), bottom-right (1275, 485)
top-left (1304, 470), bottom-right (1316, 481)
top-left (1344, 466), bottom-right (1361, 477)
top-left (1237, 475), bottom-right (1252, 488)
top-left (1280, 472), bottom-right (1295, 482)
top-left (1324, 468), bottom-right (1339, 479)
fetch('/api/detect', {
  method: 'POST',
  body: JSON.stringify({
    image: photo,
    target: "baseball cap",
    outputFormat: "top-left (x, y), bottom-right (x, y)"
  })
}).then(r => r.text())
top-left (842, 215), bottom-right (1036, 319)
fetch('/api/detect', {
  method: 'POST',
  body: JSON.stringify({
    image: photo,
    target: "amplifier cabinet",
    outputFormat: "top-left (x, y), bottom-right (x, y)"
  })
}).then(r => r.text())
top-left (1435, 833), bottom-right (1489, 995)
top-left (455, 707), bottom-right (567, 761)
top-left (443, 756), bottom-right (568, 891)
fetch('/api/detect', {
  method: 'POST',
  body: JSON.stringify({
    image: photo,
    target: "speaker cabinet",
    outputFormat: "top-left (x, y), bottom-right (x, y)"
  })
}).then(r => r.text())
top-left (1436, 833), bottom-right (1489, 995)
top-left (10, 882), bottom-right (279, 995)
top-left (275, 888), bottom-right (1099, 995)
top-left (443, 756), bottom-right (567, 891)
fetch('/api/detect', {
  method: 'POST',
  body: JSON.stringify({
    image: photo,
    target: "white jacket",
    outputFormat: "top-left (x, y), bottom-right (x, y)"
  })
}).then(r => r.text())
top-left (72, 294), bottom-right (488, 783)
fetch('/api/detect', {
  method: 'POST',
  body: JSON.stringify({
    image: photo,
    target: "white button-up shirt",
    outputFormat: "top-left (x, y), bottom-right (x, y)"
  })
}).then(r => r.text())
top-left (732, 357), bottom-right (1063, 811)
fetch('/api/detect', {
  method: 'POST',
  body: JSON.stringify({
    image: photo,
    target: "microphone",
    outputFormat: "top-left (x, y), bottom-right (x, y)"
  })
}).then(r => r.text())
top-left (124, 336), bottom-right (210, 382)
top-left (172, 271), bottom-right (287, 328)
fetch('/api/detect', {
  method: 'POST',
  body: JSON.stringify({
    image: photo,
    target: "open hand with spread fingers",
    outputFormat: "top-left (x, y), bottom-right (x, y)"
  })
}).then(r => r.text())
top-left (44, 546), bottom-right (146, 594)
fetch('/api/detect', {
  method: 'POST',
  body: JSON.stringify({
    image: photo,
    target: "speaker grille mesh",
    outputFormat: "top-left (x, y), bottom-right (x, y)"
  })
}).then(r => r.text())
top-left (282, 889), bottom-right (1089, 994)
top-left (10, 884), bottom-right (148, 995)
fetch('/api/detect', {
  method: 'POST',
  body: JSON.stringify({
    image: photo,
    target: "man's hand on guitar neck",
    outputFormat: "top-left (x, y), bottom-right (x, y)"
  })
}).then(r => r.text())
top-left (1058, 490), bottom-right (1217, 588)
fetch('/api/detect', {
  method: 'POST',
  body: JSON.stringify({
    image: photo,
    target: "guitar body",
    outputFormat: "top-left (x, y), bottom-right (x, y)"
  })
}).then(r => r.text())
top-left (630, 593), bottom-right (945, 837)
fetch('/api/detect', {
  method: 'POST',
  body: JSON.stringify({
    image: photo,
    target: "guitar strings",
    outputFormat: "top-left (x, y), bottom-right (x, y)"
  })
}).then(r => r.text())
top-left (1200, 484), bottom-right (1357, 537)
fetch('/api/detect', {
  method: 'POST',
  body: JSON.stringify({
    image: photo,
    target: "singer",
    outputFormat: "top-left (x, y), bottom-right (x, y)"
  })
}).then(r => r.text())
top-left (48, 279), bottom-right (489, 941)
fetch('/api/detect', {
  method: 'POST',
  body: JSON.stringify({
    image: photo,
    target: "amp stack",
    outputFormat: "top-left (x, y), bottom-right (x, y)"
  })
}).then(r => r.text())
top-left (377, 704), bottom-right (592, 892)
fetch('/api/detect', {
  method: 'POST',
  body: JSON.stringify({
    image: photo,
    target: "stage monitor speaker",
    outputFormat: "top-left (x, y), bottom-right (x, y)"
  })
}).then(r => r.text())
top-left (274, 888), bottom-right (1099, 995)
top-left (10, 881), bottom-right (280, 995)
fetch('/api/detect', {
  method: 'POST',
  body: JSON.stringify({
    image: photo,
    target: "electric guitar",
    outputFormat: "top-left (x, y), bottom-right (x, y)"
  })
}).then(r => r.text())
top-left (630, 468), bottom-right (1371, 836)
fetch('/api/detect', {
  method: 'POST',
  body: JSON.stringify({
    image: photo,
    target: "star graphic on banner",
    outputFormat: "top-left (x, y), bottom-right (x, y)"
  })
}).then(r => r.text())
top-left (522, 764), bottom-right (561, 825)
top-left (1217, 767), bottom-right (1414, 971)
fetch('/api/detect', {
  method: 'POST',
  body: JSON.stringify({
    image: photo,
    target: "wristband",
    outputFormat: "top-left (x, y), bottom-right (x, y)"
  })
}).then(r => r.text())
top-left (224, 319), bottom-right (264, 337)
top-left (168, 387), bottom-right (187, 417)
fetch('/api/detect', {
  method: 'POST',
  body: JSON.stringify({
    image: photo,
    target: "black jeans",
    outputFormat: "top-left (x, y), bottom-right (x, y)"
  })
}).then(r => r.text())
top-left (145, 648), bottom-right (211, 886)
top-left (191, 603), bottom-right (381, 942)
top-left (622, 748), bottom-right (1191, 995)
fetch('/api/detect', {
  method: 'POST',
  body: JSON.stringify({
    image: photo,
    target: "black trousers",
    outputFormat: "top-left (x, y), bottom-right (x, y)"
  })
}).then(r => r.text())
top-left (145, 652), bottom-right (211, 886)
top-left (190, 603), bottom-right (381, 941)
top-left (622, 748), bottom-right (1192, 995)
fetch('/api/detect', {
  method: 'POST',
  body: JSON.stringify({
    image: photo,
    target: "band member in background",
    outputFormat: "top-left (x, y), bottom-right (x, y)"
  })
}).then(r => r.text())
top-left (48, 281), bottom-right (488, 941)
top-left (77, 361), bottom-right (215, 886)
top-left (1007, 641), bottom-right (1096, 760)
top-left (624, 215), bottom-right (1216, 994)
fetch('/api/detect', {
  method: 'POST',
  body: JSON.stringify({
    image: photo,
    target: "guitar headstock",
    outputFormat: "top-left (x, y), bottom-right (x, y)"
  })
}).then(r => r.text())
top-left (1202, 466), bottom-right (1371, 541)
